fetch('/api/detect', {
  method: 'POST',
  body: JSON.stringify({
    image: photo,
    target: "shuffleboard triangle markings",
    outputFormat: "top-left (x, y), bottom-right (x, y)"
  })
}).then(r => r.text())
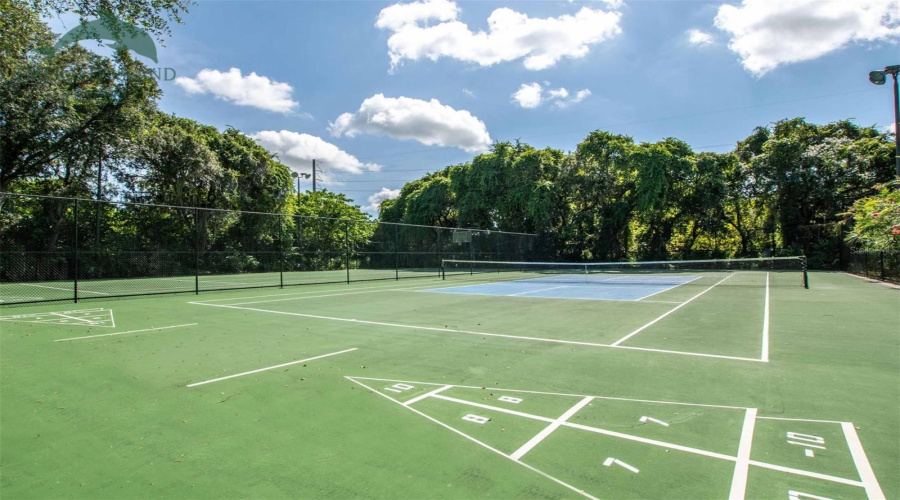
top-left (0, 308), bottom-right (115, 328)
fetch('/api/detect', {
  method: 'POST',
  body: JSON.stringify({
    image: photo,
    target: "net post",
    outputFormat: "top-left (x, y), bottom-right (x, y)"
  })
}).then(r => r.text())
top-left (801, 256), bottom-right (809, 289)
top-left (437, 228), bottom-right (443, 278)
top-left (440, 260), bottom-right (446, 280)
top-left (73, 199), bottom-right (79, 303)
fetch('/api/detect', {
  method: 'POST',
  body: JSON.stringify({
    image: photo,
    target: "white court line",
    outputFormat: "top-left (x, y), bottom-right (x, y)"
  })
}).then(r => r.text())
top-left (55, 323), bottom-right (197, 342)
top-left (748, 461), bottom-right (865, 488)
top-left (761, 273), bottom-right (770, 362)
top-left (509, 285), bottom-right (571, 297)
top-left (193, 302), bottom-right (764, 362)
top-left (728, 408), bottom-right (758, 500)
top-left (842, 421), bottom-right (886, 499)
top-left (433, 393), bottom-right (735, 462)
top-left (511, 396), bottom-right (594, 460)
top-left (21, 283), bottom-right (109, 295)
top-left (610, 273), bottom-right (736, 347)
top-left (402, 385), bottom-right (453, 407)
top-left (192, 282), bottom-right (440, 303)
top-left (186, 347), bottom-right (357, 388)
top-left (634, 276), bottom-right (703, 301)
top-left (349, 376), bottom-right (752, 410)
top-left (347, 377), bottom-right (600, 500)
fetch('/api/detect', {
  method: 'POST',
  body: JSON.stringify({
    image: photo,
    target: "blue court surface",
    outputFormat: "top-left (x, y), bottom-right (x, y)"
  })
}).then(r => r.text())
top-left (422, 275), bottom-right (700, 301)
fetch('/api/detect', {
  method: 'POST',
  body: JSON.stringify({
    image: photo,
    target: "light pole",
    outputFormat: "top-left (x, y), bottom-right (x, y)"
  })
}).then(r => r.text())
top-left (290, 171), bottom-right (311, 204)
top-left (869, 64), bottom-right (900, 177)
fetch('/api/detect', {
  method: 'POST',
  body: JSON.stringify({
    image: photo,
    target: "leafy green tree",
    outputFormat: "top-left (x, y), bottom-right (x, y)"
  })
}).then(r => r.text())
top-left (29, 0), bottom-right (189, 41)
top-left (846, 182), bottom-right (900, 252)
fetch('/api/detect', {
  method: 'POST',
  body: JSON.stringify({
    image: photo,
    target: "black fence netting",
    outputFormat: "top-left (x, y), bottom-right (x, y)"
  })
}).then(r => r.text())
top-left (845, 251), bottom-right (900, 284)
top-left (0, 193), bottom-right (540, 305)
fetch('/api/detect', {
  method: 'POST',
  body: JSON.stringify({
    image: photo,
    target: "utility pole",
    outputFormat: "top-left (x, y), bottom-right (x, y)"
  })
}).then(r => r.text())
top-left (312, 159), bottom-right (317, 192)
top-left (869, 64), bottom-right (900, 177)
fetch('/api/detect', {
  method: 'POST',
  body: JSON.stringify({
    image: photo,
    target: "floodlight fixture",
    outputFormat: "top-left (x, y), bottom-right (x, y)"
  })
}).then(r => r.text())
top-left (869, 64), bottom-right (900, 177)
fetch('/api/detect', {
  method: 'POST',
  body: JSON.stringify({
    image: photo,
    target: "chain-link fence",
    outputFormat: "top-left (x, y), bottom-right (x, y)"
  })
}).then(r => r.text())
top-left (0, 193), bottom-right (539, 305)
top-left (845, 251), bottom-right (900, 284)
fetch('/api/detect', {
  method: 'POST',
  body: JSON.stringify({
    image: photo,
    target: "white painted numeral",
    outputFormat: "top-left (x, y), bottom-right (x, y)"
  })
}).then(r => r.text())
top-left (462, 414), bottom-right (490, 424)
top-left (788, 490), bottom-right (832, 500)
top-left (786, 432), bottom-right (824, 444)
top-left (384, 383), bottom-right (415, 393)
top-left (498, 396), bottom-right (522, 404)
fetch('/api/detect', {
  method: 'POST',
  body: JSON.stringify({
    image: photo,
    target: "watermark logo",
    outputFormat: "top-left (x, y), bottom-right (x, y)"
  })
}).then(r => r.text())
top-left (42, 11), bottom-right (176, 81)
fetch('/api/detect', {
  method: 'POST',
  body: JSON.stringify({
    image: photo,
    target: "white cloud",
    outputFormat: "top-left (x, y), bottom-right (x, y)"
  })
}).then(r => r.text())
top-left (687, 29), bottom-right (713, 46)
top-left (375, 0), bottom-right (459, 31)
top-left (377, 0), bottom-right (622, 71)
top-left (175, 68), bottom-right (299, 113)
top-left (513, 82), bottom-right (590, 109)
top-left (329, 94), bottom-right (492, 153)
top-left (512, 83), bottom-right (544, 108)
top-left (885, 123), bottom-right (897, 135)
top-left (554, 88), bottom-right (592, 109)
top-left (248, 130), bottom-right (379, 176)
top-left (364, 187), bottom-right (402, 212)
top-left (462, 88), bottom-right (476, 97)
top-left (714, 0), bottom-right (900, 76)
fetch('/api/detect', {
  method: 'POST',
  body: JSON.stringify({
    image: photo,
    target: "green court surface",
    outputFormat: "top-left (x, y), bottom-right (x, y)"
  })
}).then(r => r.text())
top-left (0, 271), bottom-right (897, 499)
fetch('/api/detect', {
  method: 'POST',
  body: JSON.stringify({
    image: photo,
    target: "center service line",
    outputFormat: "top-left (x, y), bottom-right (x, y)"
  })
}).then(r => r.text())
top-left (186, 347), bottom-right (358, 388)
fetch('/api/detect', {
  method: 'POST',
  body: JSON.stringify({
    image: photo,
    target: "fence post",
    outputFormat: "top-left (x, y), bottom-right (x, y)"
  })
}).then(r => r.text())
top-left (345, 220), bottom-right (351, 284)
top-left (394, 224), bottom-right (399, 281)
top-left (864, 252), bottom-right (869, 278)
top-left (437, 228), bottom-right (443, 278)
top-left (73, 199), bottom-right (79, 303)
top-left (194, 208), bottom-right (200, 294)
top-left (880, 251), bottom-right (885, 281)
top-left (279, 216), bottom-right (284, 289)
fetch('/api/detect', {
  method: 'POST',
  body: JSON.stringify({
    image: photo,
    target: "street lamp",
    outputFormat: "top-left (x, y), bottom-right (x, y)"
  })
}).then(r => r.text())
top-left (869, 64), bottom-right (900, 177)
top-left (290, 171), bottom-right (311, 204)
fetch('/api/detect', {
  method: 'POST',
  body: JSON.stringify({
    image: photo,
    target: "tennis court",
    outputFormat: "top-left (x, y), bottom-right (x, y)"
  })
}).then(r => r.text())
top-left (0, 262), bottom-right (897, 499)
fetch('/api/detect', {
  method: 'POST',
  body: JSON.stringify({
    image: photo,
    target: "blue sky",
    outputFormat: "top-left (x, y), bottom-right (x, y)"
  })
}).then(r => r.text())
top-left (51, 0), bottom-right (900, 214)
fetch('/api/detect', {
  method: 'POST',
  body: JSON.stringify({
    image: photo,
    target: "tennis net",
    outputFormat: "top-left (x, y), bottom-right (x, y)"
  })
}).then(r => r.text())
top-left (441, 257), bottom-right (808, 288)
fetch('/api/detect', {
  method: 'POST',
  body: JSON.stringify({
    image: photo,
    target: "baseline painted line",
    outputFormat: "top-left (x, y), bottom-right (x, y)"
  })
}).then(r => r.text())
top-left (348, 376), bottom-right (751, 410)
top-left (346, 377), bottom-right (599, 500)
top-left (511, 396), bottom-right (594, 460)
top-left (761, 273), bottom-right (770, 362)
top-left (609, 344), bottom-right (764, 363)
top-left (402, 385), bottom-right (453, 407)
top-left (193, 302), bottom-right (764, 363)
top-left (728, 408), bottom-right (758, 500)
top-left (186, 348), bottom-right (357, 388)
top-left (634, 275), bottom-right (703, 301)
top-left (611, 273), bottom-right (735, 347)
top-left (842, 421), bottom-right (886, 499)
top-left (756, 416), bottom-right (845, 424)
top-left (22, 283), bottom-right (109, 295)
top-left (55, 323), bottom-right (197, 342)
top-left (748, 461), bottom-right (865, 488)
top-left (190, 281), bottom-right (450, 306)
top-left (509, 285), bottom-right (570, 297)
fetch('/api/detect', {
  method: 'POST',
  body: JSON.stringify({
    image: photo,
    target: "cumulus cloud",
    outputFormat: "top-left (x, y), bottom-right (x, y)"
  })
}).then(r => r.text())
top-left (687, 29), bottom-right (714, 46)
top-left (512, 83), bottom-right (544, 108)
top-left (377, 0), bottom-right (622, 71)
top-left (364, 187), bottom-right (402, 212)
top-left (462, 88), bottom-right (476, 97)
top-left (175, 68), bottom-right (299, 113)
top-left (512, 82), bottom-right (590, 109)
top-left (248, 130), bottom-right (379, 175)
top-left (714, 0), bottom-right (900, 76)
top-left (329, 94), bottom-right (492, 153)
